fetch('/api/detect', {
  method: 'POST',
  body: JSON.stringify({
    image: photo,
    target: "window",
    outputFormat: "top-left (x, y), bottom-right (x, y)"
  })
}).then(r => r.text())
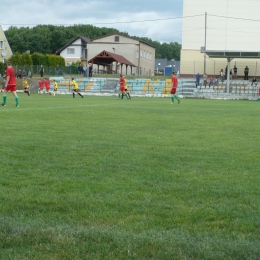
top-left (0, 41), bottom-right (3, 49)
top-left (150, 53), bottom-right (152, 60)
top-left (66, 62), bottom-right (72, 66)
top-left (140, 50), bottom-right (143, 57)
top-left (136, 50), bottom-right (139, 58)
top-left (67, 48), bottom-right (75, 54)
top-left (115, 36), bottom-right (119, 42)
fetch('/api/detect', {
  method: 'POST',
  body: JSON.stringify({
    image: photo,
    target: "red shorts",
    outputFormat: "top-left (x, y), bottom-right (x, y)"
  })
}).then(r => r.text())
top-left (171, 88), bottom-right (176, 94)
top-left (119, 86), bottom-right (125, 92)
top-left (6, 85), bottom-right (17, 92)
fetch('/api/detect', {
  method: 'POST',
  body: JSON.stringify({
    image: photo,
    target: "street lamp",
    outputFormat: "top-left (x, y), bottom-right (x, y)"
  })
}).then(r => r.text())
top-left (157, 63), bottom-right (161, 73)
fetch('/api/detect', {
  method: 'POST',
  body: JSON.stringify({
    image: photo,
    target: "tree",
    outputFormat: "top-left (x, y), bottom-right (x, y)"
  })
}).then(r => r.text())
top-left (31, 52), bottom-right (47, 66)
top-left (5, 25), bottom-right (182, 60)
top-left (0, 62), bottom-right (6, 75)
top-left (9, 52), bottom-right (23, 65)
top-left (22, 52), bottom-right (33, 65)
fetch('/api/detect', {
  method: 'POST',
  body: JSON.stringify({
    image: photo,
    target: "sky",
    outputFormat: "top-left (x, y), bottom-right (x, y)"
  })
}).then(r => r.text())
top-left (1, 0), bottom-right (183, 43)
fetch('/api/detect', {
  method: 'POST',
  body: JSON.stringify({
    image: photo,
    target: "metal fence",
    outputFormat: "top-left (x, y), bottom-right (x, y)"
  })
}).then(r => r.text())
top-left (9, 65), bottom-right (116, 78)
top-left (181, 60), bottom-right (260, 79)
top-left (46, 77), bottom-right (258, 99)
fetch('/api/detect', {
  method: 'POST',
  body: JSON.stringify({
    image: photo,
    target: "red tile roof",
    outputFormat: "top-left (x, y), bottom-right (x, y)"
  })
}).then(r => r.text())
top-left (88, 50), bottom-right (136, 66)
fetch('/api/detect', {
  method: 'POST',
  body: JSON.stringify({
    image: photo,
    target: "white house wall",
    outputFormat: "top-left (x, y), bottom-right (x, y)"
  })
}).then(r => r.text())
top-left (92, 35), bottom-right (139, 45)
top-left (181, 0), bottom-right (260, 76)
top-left (61, 38), bottom-right (84, 62)
top-left (0, 25), bottom-right (13, 63)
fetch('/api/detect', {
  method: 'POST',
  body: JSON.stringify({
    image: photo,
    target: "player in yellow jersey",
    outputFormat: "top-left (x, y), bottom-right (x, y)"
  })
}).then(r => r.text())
top-left (22, 77), bottom-right (30, 96)
top-left (53, 79), bottom-right (58, 96)
top-left (123, 76), bottom-right (131, 99)
top-left (71, 78), bottom-right (83, 98)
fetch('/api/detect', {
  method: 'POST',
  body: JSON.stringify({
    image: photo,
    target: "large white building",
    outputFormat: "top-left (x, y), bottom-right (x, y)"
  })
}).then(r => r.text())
top-left (181, 0), bottom-right (260, 77)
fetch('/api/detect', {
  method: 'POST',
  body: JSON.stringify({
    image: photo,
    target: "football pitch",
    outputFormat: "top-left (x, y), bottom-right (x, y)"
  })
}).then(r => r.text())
top-left (1, 94), bottom-right (260, 259)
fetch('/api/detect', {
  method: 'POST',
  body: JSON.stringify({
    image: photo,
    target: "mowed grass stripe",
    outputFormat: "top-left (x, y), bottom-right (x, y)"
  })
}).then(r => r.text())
top-left (0, 95), bottom-right (260, 259)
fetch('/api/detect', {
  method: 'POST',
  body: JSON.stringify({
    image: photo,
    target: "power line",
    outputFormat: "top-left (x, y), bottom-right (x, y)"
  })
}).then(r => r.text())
top-left (0, 14), bottom-right (203, 27)
top-left (208, 14), bottom-right (260, 22)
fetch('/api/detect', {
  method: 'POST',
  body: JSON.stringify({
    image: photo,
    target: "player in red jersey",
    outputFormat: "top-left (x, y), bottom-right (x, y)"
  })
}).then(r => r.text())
top-left (171, 71), bottom-right (180, 104)
top-left (257, 86), bottom-right (260, 101)
top-left (1, 61), bottom-right (19, 107)
top-left (118, 74), bottom-right (127, 99)
top-left (43, 78), bottom-right (51, 94)
top-left (38, 78), bottom-right (44, 94)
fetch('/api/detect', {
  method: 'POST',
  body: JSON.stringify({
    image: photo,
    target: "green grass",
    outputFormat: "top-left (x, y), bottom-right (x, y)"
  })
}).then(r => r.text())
top-left (0, 94), bottom-right (260, 259)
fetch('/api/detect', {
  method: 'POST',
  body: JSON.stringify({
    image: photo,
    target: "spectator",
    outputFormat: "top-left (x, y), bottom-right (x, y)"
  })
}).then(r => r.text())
top-left (225, 65), bottom-right (228, 80)
top-left (195, 73), bottom-right (200, 88)
top-left (203, 73), bottom-right (208, 87)
top-left (89, 63), bottom-right (93, 77)
top-left (251, 77), bottom-right (257, 87)
top-left (208, 75), bottom-right (213, 87)
top-left (16, 69), bottom-right (22, 79)
top-left (83, 64), bottom-right (87, 77)
top-left (22, 70), bottom-right (27, 77)
top-left (78, 64), bottom-right (83, 75)
top-left (233, 65), bottom-right (237, 78)
top-left (244, 66), bottom-right (249, 80)
top-left (56, 65), bottom-right (60, 76)
top-left (213, 77), bottom-right (219, 86)
top-left (220, 69), bottom-right (224, 83)
top-left (28, 70), bottom-right (32, 78)
top-left (39, 65), bottom-right (44, 78)
top-left (230, 69), bottom-right (233, 80)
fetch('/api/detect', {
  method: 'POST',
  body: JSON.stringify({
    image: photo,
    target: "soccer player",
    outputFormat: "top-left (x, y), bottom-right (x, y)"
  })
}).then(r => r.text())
top-left (118, 74), bottom-right (126, 99)
top-left (123, 76), bottom-right (131, 99)
top-left (256, 86), bottom-right (260, 102)
top-left (22, 77), bottom-right (30, 96)
top-left (171, 71), bottom-right (180, 104)
top-left (71, 78), bottom-right (83, 98)
top-left (43, 78), bottom-right (51, 95)
top-left (1, 61), bottom-right (19, 107)
top-left (1, 78), bottom-right (6, 92)
top-left (53, 79), bottom-right (58, 96)
top-left (38, 78), bottom-right (44, 94)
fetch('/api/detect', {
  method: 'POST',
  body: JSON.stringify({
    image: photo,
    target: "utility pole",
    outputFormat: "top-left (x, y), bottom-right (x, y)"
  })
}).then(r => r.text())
top-left (204, 12), bottom-right (207, 74)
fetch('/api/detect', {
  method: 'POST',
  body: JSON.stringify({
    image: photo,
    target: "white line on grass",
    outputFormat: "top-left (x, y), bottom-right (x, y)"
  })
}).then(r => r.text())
top-left (0, 103), bottom-right (115, 112)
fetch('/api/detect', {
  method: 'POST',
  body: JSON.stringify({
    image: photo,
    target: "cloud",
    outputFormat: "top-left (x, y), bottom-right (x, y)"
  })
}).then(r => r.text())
top-left (1, 0), bottom-right (183, 43)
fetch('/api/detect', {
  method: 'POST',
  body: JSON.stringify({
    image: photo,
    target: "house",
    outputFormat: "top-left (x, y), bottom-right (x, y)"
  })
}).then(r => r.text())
top-left (56, 36), bottom-right (91, 66)
top-left (56, 33), bottom-right (156, 76)
top-left (0, 25), bottom-right (13, 63)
